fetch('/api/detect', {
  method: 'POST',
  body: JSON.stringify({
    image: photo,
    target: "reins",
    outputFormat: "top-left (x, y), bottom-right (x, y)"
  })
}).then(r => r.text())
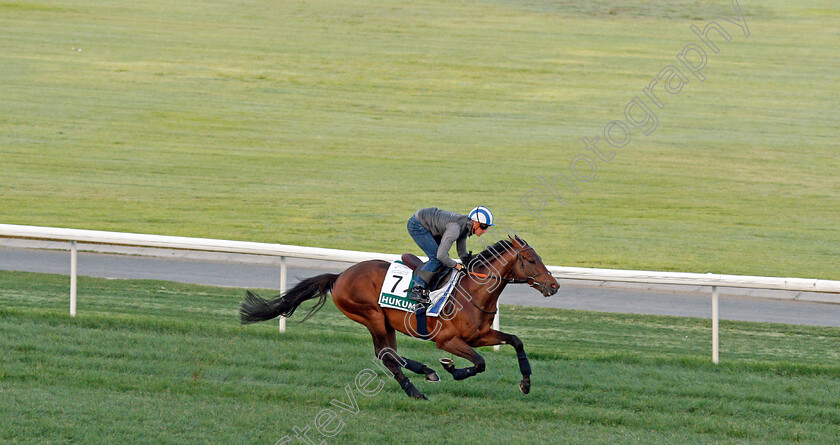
top-left (457, 243), bottom-right (551, 315)
top-left (466, 270), bottom-right (527, 284)
top-left (465, 245), bottom-right (552, 287)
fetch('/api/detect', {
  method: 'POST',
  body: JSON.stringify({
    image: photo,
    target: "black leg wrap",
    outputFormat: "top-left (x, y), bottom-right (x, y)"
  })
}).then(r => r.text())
top-left (398, 376), bottom-right (428, 399)
top-left (398, 376), bottom-right (413, 392)
top-left (414, 305), bottom-right (428, 337)
top-left (402, 357), bottom-right (427, 375)
top-left (517, 350), bottom-right (531, 377)
top-left (451, 366), bottom-right (477, 381)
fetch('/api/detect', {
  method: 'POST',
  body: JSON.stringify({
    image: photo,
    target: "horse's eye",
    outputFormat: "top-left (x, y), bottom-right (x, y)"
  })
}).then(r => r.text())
top-left (528, 259), bottom-right (536, 264)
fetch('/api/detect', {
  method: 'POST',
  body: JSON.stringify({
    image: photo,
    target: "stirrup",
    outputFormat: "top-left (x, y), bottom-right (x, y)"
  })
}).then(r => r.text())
top-left (407, 286), bottom-right (430, 305)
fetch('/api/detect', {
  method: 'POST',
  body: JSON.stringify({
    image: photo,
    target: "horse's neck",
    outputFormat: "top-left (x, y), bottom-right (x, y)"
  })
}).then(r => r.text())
top-left (481, 247), bottom-right (517, 282)
top-left (463, 248), bottom-right (516, 311)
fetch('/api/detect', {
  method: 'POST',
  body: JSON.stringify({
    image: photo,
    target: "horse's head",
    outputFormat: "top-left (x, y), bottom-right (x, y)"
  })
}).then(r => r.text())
top-left (508, 236), bottom-right (559, 297)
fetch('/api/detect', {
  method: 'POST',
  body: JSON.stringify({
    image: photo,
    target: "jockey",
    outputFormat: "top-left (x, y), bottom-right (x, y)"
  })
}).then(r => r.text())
top-left (406, 206), bottom-right (493, 303)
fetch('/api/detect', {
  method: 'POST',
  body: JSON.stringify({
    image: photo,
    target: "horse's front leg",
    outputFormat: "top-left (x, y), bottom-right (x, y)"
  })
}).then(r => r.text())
top-left (472, 329), bottom-right (532, 394)
top-left (384, 325), bottom-right (440, 382)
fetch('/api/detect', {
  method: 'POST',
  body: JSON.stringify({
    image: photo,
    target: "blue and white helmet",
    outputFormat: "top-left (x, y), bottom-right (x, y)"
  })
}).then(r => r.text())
top-left (468, 206), bottom-right (494, 226)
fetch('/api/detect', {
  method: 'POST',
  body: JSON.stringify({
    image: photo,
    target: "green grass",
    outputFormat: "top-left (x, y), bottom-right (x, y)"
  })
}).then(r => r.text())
top-left (1, 0), bottom-right (838, 279)
top-left (2, 270), bottom-right (840, 443)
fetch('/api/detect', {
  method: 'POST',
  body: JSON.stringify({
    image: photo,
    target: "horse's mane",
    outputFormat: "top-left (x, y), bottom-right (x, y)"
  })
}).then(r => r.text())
top-left (468, 236), bottom-right (527, 268)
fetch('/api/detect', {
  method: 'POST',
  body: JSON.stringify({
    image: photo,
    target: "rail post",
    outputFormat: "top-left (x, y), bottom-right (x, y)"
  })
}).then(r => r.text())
top-left (712, 286), bottom-right (719, 364)
top-left (279, 256), bottom-right (287, 333)
top-left (493, 308), bottom-right (500, 351)
top-left (70, 240), bottom-right (77, 317)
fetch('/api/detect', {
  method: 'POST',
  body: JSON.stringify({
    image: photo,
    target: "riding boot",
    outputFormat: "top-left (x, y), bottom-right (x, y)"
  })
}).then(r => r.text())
top-left (407, 285), bottom-right (429, 304)
top-left (407, 269), bottom-right (435, 304)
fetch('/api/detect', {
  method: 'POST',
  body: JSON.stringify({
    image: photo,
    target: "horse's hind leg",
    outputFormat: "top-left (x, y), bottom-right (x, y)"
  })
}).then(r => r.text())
top-left (384, 327), bottom-right (440, 382)
top-left (436, 337), bottom-right (485, 381)
top-left (368, 324), bottom-right (427, 400)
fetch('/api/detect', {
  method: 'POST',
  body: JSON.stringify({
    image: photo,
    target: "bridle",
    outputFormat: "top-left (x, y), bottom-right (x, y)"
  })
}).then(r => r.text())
top-left (466, 245), bottom-right (553, 288)
top-left (505, 246), bottom-right (554, 292)
top-left (460, 244), bottom-right (555, 314)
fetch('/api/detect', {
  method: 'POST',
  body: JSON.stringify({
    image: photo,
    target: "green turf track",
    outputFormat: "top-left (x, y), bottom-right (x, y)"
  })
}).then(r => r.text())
top-left (0, 0), bottom-right (838, 279)
top-left (1, 270), bottom-right (839, 443)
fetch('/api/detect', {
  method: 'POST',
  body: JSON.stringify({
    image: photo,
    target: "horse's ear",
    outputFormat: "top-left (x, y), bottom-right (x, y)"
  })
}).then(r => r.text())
top-left (510, 234), bottom-right (527, 247)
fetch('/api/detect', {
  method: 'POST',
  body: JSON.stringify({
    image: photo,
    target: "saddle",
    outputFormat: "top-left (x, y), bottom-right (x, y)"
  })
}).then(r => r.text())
top-left (398, 253), bottom-right (459, 340)
top-left (401, 253), bottom-right (454, 292)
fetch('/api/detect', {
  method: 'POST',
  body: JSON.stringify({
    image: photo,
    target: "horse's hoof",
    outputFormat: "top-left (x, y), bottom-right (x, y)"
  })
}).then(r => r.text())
top-left (519, 378), bottom-right (531, 394)
top-left (410, 390), bottom-right (428, 400)
top-left (439, 358), bottom-right (455, 372)
top-left (425, 371), bottom-right (440, 382)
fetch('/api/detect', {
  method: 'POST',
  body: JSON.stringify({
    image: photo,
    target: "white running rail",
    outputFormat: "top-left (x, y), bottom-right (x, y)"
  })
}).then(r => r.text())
top-left (3, 223), bottom-right (839, 363)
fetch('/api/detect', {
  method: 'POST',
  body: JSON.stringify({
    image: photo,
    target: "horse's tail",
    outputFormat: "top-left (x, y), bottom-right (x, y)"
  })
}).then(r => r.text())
top-left (239, 273), bottom-right (339, 324)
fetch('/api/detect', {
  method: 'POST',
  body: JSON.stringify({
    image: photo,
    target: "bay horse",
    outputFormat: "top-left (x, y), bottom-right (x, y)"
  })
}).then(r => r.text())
top-left (240, 235), bottom-right (559, 399)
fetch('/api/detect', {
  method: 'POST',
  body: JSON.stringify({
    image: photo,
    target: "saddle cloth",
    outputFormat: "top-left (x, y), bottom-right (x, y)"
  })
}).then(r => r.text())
top-left (378, 261), bottom-right (458, 317)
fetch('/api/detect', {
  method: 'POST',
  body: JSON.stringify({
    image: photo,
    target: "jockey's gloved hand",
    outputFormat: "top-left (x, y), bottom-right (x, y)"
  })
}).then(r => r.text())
top-left (460, 251), bottom-right (475, 267)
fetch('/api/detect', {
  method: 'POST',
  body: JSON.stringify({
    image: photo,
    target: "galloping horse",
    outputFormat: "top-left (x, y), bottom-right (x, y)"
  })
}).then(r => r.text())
top-left (240, 235), bottom-right (559, 399)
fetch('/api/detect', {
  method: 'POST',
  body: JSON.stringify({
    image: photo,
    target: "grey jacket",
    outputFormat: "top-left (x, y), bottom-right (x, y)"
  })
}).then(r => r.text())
top-left (414, 207), bottom-right (472, 268)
